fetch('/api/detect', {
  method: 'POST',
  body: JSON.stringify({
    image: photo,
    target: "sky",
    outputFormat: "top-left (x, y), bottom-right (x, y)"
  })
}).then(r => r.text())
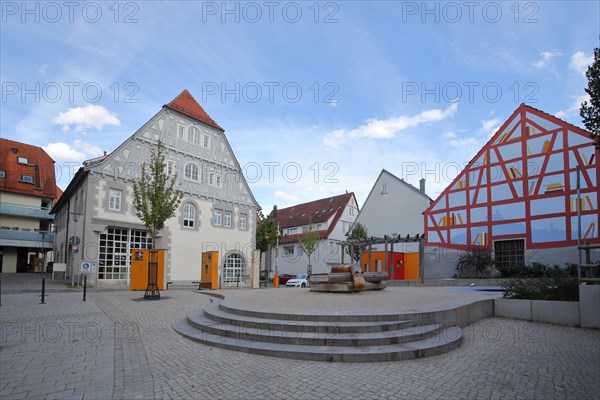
top-left (1, 1), bottom-right (598, 213)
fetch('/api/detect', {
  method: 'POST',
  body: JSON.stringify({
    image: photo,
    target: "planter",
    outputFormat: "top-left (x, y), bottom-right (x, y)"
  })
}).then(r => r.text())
top-left (495, 298), bottom-right (579, 327)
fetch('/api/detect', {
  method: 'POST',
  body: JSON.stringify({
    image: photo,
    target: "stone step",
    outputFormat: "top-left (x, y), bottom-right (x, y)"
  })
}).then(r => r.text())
top-left (204, 302), bottom-right (412, 333)
top-left (187, 310), bottom-right (443, 346)
top-left (218, 302), bottom-right (410, 323)
top-left (172, 321), bottom-right (463, 363)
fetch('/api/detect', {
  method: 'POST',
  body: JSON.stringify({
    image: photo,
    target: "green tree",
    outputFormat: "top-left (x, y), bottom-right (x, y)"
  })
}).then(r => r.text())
top-left (346, 223), bottom-right (369, 262)
top-left (133, 140), bottom-right (183, 241)
top-left (132, 140), bottom-right (183, 299)
top-left (255, 211), bottom-right (278, 279)
top-left (580, 46), bottom-right (600, 149)
top-left (299, 223), bottom-right (320, 276)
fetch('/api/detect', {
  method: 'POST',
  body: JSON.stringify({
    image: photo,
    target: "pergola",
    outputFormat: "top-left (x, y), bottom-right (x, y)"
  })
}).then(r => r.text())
top-left (339, 234), bottom-right (425, 282)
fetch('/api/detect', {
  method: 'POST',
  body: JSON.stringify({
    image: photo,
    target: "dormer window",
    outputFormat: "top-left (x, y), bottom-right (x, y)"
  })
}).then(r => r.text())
top-left (17, 156), bottom-right (28, 164)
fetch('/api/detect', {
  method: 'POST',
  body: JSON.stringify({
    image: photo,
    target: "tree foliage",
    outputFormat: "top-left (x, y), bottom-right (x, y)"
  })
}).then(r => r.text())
top-left (255, 211), bottom-right (278, 254)
top-left (580, 46), bottom-right (600, 149)
top-left (299, 223), bottom-right (320, 275)
top-left (346, 223), bottom-right (369, 262)
top-left (133, 141), bottom-right (183, 242)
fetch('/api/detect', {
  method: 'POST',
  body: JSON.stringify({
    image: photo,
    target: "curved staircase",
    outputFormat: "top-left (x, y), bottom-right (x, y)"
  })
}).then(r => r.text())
top-left (172, 294), bottom-right (477, 362)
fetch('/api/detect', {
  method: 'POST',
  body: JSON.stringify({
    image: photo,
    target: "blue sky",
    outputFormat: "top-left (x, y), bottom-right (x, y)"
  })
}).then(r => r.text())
top-left (1, 1), bottom-right (598, 212)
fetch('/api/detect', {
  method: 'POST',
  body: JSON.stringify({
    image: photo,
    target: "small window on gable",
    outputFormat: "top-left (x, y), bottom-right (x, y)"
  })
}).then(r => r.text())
top-left (381, 183), bottom-right (388, 194)
top-left (17, 156), bottom-right (28, 164)
top-left (21, 174), bottom-right (34, 183)
top-left (188, 126), bottom-right (201, 144)
top-left (0, 171), bottom-right (6, 178)
top-left (178, 124), bottom-right (185, 140)
top-left (216, 175), bottom-right (222, 187)
top-left (109, 189), bottom-right (122, 211)
top-left (203, 134), bottom-right (210, 148)
top-left (184, 163), bottom-right (199, 181)
top-left (239, 213), bottom-right (247, 230)
top-left (166, 161), bottom-right (175, 176)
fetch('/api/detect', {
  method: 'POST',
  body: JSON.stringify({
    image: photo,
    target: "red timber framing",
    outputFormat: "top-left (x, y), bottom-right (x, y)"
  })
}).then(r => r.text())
top-left (424, 104), bottom-right (599, 251)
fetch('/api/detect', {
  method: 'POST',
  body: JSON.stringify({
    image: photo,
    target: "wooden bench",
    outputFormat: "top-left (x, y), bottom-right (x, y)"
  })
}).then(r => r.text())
top-left (192, 281), bottom-right (212, 290)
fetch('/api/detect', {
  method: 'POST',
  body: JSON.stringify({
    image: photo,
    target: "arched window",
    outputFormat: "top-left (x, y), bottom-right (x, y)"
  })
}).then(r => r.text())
top-left (184, 163), bottom-right (199, 181)
top-left (223, 253), bottom-right (245, 284)
top-left (188, 126), bottom-right (201, 144)
top-left (183, 203), bottom-right (196, 228)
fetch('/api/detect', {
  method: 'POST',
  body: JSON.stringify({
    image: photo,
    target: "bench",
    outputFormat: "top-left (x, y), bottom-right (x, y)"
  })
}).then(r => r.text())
top-left (192, 281), bottom-right (212, 290)
top-left (259, 280), bottom-right (269, 288)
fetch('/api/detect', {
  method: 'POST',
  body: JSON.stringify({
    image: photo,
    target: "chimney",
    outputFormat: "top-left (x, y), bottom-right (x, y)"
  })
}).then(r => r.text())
top-left (419, 178), bottom-right (426, 194)
top-left (272, 205), bottom-right (278, 218)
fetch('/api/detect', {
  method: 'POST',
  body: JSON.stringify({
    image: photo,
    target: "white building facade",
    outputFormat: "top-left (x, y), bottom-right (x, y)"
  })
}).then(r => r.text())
top-left (267, 193), bottom-right (359, 276)
top-left (52, 90), bottom-right (259, 287)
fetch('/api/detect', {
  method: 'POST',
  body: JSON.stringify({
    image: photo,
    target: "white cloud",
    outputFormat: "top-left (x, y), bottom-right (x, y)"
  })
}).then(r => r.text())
top-left (43, 139), bottom-right (104, 163)
top-left (274, 190), bottom-right (299, 204)
top-left (443, 131), bottom-right (456, 138)
top-left (323, 103), bottom-right (458, 148)
top-left (533, 50), bottom-right (562, 68)
top-left (43, 142), bottom-right (86, 162)
top-left (38, 64), bottom-right (48, 76)
top-left (74, 139), bottom-right (102, 156)
top-left (555, 94), bottom-right (590, 118)
top-left (481, 118), bottom-right (501, 136)
top-left (449, 137), bottom-right (480, 147)
top-left (569, 51), bottom-right (593, 76)
top-left (51, 104), bottom-right (120, 132)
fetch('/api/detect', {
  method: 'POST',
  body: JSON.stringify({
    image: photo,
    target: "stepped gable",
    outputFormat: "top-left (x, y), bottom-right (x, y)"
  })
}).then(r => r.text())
top-left (165, 89), bottom-right (223, 130)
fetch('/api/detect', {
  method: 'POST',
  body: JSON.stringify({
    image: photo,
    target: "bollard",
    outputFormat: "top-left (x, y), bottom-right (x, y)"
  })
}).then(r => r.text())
top-left (40, 276), bottom-right (46, 304)
top-left (83, 276), bottom-right (87, 302)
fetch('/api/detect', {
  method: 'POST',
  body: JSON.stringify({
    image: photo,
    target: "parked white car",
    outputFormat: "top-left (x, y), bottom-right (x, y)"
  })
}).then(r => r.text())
top-left (285, 274), bottom-right (309, 287)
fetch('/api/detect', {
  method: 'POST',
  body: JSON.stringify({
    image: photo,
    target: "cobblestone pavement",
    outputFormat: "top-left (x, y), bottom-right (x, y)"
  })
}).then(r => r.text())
top-left (1, 285), bottom-right (599, 399)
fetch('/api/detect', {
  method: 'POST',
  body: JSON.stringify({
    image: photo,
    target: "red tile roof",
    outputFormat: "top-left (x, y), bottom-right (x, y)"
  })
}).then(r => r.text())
top-left (165, 89), bottom-right (223, 130)
top-left (270, 192), bottom-right (356, 244)
top-left (0, 138), bottom-right (58, 200)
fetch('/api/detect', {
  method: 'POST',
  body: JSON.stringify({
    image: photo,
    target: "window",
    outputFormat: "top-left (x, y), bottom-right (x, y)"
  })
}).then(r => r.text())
top-left (349, 207), bottom-right (355, 216)
top-left (109, 189), bottom-right (122, 211)
top-left (214, 209), bottom-right (222, 226)
top-left (288, 227), bottom-right (298, 234)
top-left (21, 174), bottom-right (33, 183)
top-left (494, 239), bottom-right (525, 269)
top-left (17, 156), bottom-right (28, 164)
top-left (166, 161), bottom-right (175, 175)
top-left (381, 183), bottom-right (388, 194)
top-left (316, 223), bottom-right (323, 230)
top-left (208, 172), bottom-right (222, 187)
top-left (98, 228), bottom-right (152, 280)
top-left (208, 172), bottom-right (214, 185)
top-left (183, 203), bottom-right (196, 228)
top-left (0, 171), bottom-right (5, 178)
top-left (178, 124), bottom-right (185, 140)
top-left (188, 126), bottom-right (201, 144)
top-left (284, 246), bottom-right (295, 256)
top-left (224, 211), bottom-right (232, 227)
top-left (203, 134), bottom-right (210, 148)
top-left (216, 175), bottom-right (221, 187)
top-left (223, 253), bottom-right (245, 284)
top-left (184, 163), bottom-right (199, 181)
top-left (239, 213), bottom-right (247, 230)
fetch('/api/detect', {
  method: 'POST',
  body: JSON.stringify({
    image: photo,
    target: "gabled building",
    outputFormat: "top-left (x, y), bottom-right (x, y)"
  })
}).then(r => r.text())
top-left (268, 192), bottom-right (358, 276)
top-left (51, 90), bottom-right (259, 286)
top-left (424, 104), bottom-right (599, 277)
top-left (0, 139), bottom-right (60, 273)
top-left (349, 169), bottom-right (432, 254)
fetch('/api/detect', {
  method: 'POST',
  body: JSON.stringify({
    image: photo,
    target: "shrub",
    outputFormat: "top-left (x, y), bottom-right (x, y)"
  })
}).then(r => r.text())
top-left (501, 263), bottom-right (579, 301)
top-left (456, 246), bottom-right (496, 278)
